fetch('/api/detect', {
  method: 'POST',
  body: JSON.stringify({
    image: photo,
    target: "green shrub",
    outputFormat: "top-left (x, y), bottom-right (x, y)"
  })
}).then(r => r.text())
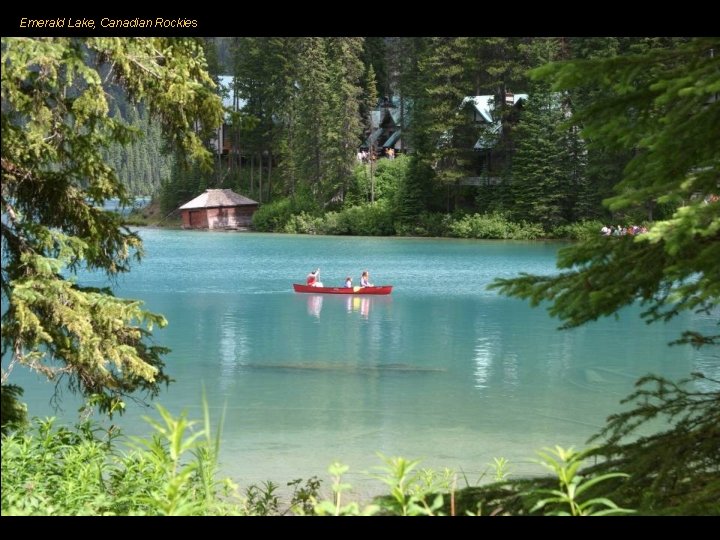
top-left (319, 211), bottom-right (350, 235)
top-left (347, 155), bottom-right (409, 206)
top-left (552, 220), bottom-right (605, 240)
top-left (283, 211), bottom-right (325, 235)
top-left (1, 419), bottom-right (116, 515)
top-left (339, 204), bottom-right (395, 236)
top-left (277, 206), bottom-right (397, 237)
top-left (280, 204), bottom-right (396, 236)
top-left (252, 196), bottom-right (318, 232)
top-left (373, 155), bottom-right (408, 203)
top-left (449, 212), bottom-right (544, 240)
top-left (394, 213), bottom-right (449, 237)
top-left (1, 405), bottom-right (238, 516)
top-left (252, 199), bottom-right (294, 232)
top-left (394, 212), bottom-right (455, 237)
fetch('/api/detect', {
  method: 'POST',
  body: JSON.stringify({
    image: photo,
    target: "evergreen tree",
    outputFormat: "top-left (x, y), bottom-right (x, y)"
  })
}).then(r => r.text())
top-left (160, 152), bottom-right (205, 214)
top-left (1, 37), bottom-right (223, 425)
top-left (416, 37), bottom-right (476, 209)
top-left (286, 38), bottom-right (364, 205)
top-left (103, 102), bottom-right (175, 197)
top-left (492, 36), bottom-right (718, 340)
top-left (386, 37), bottom-right (421, 154)
top-left (490, 39), bottom-right (719, 510)
top-left (469, 37), bottom-right (530, 96)
top-left (566, 37), bottom-right (638, 223)
top-left (509, 86), bottom-right (568, 228)
top-left (233, 37), bottom-right (299, 200)
top-left (362, 64), bottom-right (379, 203)
top-left (325, 37), bottom-right (365, 205)
top-left (294, 38), bottom-right (332, 201)
top-left (400, 38), bottom-right (453, 212)
top-left (559, 108), bottom-right (593, 222)
top-left (361, 37), bottom-right (388, 98)
top-left (506, 39), bottom-right (575, 227)
top-left (264, 37), bottom-right (302, 199)
top-left (395, 145), bottom-right (432, 225)
top-left (393, 37), bottom-right (431, 221)
top-left (363, 64), bottom-right (379, 134)
top-left (202, 37), bottom-right (222, 82)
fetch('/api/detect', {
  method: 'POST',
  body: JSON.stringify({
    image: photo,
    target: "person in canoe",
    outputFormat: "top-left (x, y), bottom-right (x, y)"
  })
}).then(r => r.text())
top-left (344, 276), bottom-right (353, 288)
top-left (306, 268), bottom-right (323, 287)
top-left (360, 270), bottom-right (373, 288)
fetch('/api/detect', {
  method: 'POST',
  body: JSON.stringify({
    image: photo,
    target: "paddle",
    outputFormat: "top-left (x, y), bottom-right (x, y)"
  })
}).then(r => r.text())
top-left (353, 286), bottom-right (361, 293)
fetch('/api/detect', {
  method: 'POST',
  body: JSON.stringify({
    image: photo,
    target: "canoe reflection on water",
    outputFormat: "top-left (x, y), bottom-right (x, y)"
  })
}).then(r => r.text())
top-left (305, 294), bottom-right (391, 319)
top-left (307, 294), bottom-right (323, 318)
top-left (346, 295), bottom-right (370, 318)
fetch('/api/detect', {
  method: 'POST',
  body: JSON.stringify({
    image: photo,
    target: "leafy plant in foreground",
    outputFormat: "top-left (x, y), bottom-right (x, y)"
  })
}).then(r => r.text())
top-left (530, 446), bottom-right (634, 516)
top-left (309, 462), bottom-right (379, 516)
top-left (370, 454), bottom-right (450, 516)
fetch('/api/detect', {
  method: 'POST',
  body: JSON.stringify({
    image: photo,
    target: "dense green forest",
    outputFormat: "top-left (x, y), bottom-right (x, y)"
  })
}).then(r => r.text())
top-left (148, 37), bottom-right (687, 236)
top-left (103, 103), bottom-right (174, 196)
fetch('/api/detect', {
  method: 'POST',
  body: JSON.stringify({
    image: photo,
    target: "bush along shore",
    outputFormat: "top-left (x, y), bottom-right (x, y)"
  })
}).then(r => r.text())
top-left (125, 198), bottom-right (608, 241)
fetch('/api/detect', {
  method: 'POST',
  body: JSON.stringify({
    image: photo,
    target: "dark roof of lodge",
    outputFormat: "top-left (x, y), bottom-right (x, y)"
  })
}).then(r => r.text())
top-left (179, 189), bottom-right (258, 210)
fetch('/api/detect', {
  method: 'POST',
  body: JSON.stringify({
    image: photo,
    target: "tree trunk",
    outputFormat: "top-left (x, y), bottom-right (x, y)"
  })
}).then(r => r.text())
top-left (267, 150), bottom-right (272, 202)
top-left (237, 144), bottom-right (242, 191)
top-left (216, 127), bottom-right (223, 184)
top-left (315, 146), bottom-right (321, 201)
top-left (250, 154), bottom-right (254, 196)
top-left (258, 151), bottom-right (263, 203)
top-left (399, 94), bottom-right (405, 152)
top-left (238, 136), bottom-right (243, 172)
top-left (370, 155), bottom-right (375, 204)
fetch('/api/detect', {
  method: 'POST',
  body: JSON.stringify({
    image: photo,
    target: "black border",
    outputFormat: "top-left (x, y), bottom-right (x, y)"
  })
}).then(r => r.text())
top-left (1, 9), bottom-right (714, 37)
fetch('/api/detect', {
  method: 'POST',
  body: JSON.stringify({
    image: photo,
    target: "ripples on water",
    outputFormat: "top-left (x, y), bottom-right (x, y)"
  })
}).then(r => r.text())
top-left (11, 230), bottom-right (717, 492)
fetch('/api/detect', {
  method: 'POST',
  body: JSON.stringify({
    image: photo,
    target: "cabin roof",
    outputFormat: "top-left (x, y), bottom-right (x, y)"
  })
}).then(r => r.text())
top-left (463, 94), bottom-right (528, 149)
top-left (179, 189), bottom-right (258, 210)
top-left (463, 94), bottom-right (528, 124)
top-left (383, 130), bottom-right (402, 148)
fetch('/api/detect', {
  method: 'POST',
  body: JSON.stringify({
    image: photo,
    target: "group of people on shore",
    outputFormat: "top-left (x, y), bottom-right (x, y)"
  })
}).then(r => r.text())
top-left (306, 269), bottom-right (374, 288)
top-left (600, 224), bottom-right (648, 236)
top-left (356, 147), bottom-right (397, 163)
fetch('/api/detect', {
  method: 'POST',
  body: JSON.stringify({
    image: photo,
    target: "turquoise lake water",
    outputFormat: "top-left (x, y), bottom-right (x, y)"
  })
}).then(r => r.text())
top-left (10, 229), bottom-right (718, 495)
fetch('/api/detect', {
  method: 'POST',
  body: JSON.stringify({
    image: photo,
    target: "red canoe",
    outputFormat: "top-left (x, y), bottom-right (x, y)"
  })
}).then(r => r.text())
top-left (293, 284), bottom-right (393, 295)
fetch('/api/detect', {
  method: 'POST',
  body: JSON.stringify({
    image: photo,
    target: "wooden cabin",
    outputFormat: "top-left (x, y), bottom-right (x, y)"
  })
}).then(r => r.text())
top-left (179, 189), bottom-right (258, 230)
top-left (364, 96), bottom-right (409, 154)
top-left (460, 93), bottom-right (527, 186)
